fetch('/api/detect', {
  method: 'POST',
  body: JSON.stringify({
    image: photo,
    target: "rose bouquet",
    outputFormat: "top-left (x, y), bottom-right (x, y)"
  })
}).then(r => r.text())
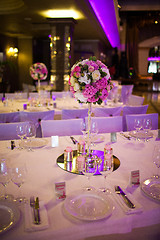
top-left (69, 56), bottom-right (113, 105)
top-left (30, 62), bottom-right (48, 81)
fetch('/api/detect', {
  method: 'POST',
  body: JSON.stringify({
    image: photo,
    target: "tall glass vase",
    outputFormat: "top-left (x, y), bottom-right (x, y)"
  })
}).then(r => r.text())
top-left (38, 79), bottom-right (41, 98)
top-left (86, 103), bottom-right (92, 157)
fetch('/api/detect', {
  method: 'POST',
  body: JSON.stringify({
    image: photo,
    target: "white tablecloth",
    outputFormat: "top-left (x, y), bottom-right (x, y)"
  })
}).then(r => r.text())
top-left (0, 131), bottom-right (160, 240)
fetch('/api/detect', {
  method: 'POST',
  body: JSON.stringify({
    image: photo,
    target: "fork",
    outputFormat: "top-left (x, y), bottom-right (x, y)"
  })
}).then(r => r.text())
top-left (30, 196), bottom-right (37, 224)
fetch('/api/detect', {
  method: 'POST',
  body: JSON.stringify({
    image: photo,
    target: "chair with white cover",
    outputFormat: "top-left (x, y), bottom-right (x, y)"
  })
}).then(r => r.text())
top-left (127, 94), bottom-right (144, 106)
top-left (0, 112), bottom-right (20, 123)
top-left (29, 92), bottom-right (39, 99)
top-left (0, 122), bottom-right (28, 140)
top-left (126, 113), bottom-right (159, 131)
top-left (19, 110), bottom-right (55, 137)
top-left (51, 91), bottom-right (64, 99)
top-left (122, 105), bottom-right (149, 131)
top-left (121, 85), bottom-right (134, 104)
top-left (62, 108), bottom-right (88, 120)
top-left (41, 119), bottom-right (82, 137)
top-left (85, 116), bottom-right (123, 133)
top-left (94, 106), bottom-right (122, 117)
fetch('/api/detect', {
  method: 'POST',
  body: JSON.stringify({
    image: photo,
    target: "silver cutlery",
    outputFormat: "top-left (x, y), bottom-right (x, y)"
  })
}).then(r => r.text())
top-left (30, 196), bottom-right (41, 224)
top-left (30, 196), bottom-right (37, 224)
top-left (115, 186), bottom-right (135, 209)
top-left (120, 132), bottom-right (131, 140)
top-left (35, 197), bottom-right (41, 224)
top-left (70, 136), bottom-right (78, 144)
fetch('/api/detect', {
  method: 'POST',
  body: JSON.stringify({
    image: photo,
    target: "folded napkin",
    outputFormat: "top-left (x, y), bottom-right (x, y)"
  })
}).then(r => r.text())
top-left (24, 201), bottom-right (49, 232)
top-left (113, 192), bottom-right (143, 215)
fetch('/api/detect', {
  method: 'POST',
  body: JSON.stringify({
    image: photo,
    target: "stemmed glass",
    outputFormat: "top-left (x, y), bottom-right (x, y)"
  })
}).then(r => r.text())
top-left (82, 156), bottom-right (97, 191)
top-left (0, 159), bottom-right (13, 200)
top-left (134, 118), bottom-right (143, 132)
top-left (25, 122), bottom-right (36, 151)
top-left (143, 118), bottom-right (152, 133)
top-left (99, 154), bottom-right (113, 193)
top-left (16, 124), bottom-right (26, 149)
top-left (152, 144), bottom-right (160, 179)
top-left (11, 165), bottom-right (27, 203)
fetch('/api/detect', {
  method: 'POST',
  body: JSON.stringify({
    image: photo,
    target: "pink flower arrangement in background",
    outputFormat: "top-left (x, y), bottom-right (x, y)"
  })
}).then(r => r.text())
top-left (30, 62), bottom-right (48, 81)
top-left (69, 56), bottom-right (113, 105)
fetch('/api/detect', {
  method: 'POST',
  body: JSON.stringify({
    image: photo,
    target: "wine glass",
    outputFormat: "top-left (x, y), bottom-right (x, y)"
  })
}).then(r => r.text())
top-left (152, 144), bottom-right (160, 179)
top-left (134, 118), bottom-right (143, 132)
top-left (143, 118), bottom-right (152, 133)
top-left (11, 165), bottom-right (27, 203)
top-left (25, 122), bottom-right (36, 151)
top-left (99, 154), bottom-right (114, 193)
top-left (82, 155), bottom-right (97, 191)
top-left (0, 159), bottom-right (12, 200)
top-left (80, 120), bottom-right (87, 136)
top-left (16, 124), bottom-right (26, 149)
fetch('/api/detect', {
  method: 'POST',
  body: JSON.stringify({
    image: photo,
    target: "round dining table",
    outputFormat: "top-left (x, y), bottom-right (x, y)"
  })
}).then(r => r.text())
top-left (0, 131), bottom-right (160, 240)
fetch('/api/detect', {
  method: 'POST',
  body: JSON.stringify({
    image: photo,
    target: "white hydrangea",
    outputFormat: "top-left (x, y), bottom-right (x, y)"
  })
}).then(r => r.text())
top-left (74, 82), bottom-right (80, 91)
top-left (92, 70), bottom-right (101, 82)
top-left (102, 67), bottom-right (110, 80)
top-left (74, 91), bottom-right (88, 103)
top-left (78, 72), bottom-right (91, 84)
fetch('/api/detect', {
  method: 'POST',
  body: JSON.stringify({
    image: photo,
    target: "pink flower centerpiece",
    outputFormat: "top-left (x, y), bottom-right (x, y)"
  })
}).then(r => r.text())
top-left (69, 56), bottom-right (113, 105)
top-left (69, 56), bottom-right (113, 158)
top-left (30, 63), bottom-right (48, 96)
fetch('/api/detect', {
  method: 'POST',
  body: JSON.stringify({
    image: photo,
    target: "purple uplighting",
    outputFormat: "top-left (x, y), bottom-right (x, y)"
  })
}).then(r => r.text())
top-left (88, 0), bottom-right (120, 48)
top-left (148, 57), bottom-right (160, 61)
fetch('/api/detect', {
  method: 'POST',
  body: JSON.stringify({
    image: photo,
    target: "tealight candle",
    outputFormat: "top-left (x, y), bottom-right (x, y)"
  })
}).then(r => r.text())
top-left (76, 155), bottom-right (85, 171)
top-left (77, 140), bottom-right (85, 155)
top-left (64, 146), bottom-right (73, 162)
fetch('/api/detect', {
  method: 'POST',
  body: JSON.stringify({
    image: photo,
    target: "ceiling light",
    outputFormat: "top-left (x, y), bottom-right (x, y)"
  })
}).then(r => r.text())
top-left (41, 9), bottom-right (84, 20)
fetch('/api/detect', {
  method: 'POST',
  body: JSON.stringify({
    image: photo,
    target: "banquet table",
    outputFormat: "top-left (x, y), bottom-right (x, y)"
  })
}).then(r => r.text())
top-left (0, 131), bottom-right (160, 240)
top-left (0, 97), bottom-right (123, 118)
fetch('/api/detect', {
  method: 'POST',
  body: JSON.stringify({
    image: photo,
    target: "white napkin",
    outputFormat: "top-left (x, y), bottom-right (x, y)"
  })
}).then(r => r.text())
top-left (24, 201), bottom-right (49, 232)
top-left (113, 192), bottom-right (143, 215)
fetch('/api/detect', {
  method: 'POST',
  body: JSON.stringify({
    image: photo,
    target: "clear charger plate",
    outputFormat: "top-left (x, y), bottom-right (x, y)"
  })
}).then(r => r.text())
top-left (64, 189), bottom-right (114, 221)
top-left (20, 138), bottom-right (48, 149)
top-left (129, 131), bottom-right (153, 140)
top-left (141, 178), bottom-right (160, 201)
top-left (0, 200), bottom-right (20, 234)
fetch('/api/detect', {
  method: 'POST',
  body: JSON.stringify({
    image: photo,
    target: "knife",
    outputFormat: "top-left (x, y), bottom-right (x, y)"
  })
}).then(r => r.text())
top-left (35, 197), bottom-right (41, 224)
top-left (120, 132), bottom-right (131, 140)
top-left (115, 186), bottom-right (135, 209)
top-left (70, 136), bottom-right (78, 144)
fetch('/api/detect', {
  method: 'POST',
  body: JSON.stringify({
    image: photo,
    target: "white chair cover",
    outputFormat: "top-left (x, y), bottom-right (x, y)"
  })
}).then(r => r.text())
top-left (62, 108), bottom-right (88, 120)
top-left (121, 85), bottom-right (134, 104)
top-left (51, 91), bottom-right (64, 99)
top-left (127, 94), bottom-right (144, 106)
top-left (126, 113), bottom-right (159, 131)
top-left (94, 106), bottom-right (122, 117)
top-left (0, 112), bottom-right (20, 123)
top-left (0, 122), bottom-right (28, 140)
top-left (107, 86), bottom-right (118, 100)
top-left (29, 92), bottom-right (39, 99)
top-left (41, 119), bottom-right (83, 137)
top-left (85, 116), bottom-right (123, 133)
top-left (122, 105), bottom-right (148, 131)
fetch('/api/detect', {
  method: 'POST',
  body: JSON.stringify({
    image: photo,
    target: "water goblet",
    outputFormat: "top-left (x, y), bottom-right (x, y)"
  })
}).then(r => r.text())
top-left (99, 154), bottom-right (113, 193)
top-left (11, 165), bottom-right (27, 203)
top-left (0, 159), bottom-right (13, 200)
top-left (143, 118), bottom-right (152, 133)
top-left (152, 144), bottom-right (160, 179)
top-left (16, 124), bottom-right (26, 149)
top-left (82, 155), bottom-right (97, 191)
top-left (134, 118), bottom-right (143, 133)
top-left (25, 122), bottom-right (36, 151)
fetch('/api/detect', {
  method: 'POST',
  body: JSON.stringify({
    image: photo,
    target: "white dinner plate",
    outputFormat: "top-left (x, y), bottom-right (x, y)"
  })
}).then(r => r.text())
top-left (0, 200), bottom-right (20, 234)
top-left (141, 178), bottom-right (160, 202)
top-left (129, 131), bottom-right (153, 140)
top-left (20, 138), bottom-right (48, 149)
top-left (64, 189), bottom-right (114, 221)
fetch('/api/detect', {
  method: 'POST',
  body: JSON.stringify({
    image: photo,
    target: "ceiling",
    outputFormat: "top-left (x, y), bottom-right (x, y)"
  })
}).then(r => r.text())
top-left (0, 0), bottom-right (160, 47)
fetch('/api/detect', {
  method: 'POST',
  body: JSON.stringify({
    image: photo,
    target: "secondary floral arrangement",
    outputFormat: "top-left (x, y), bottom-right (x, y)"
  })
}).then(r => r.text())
top-left (69, 56), bottom-right (113, 105)
top-left (30, 62), bottom-right (48, 81)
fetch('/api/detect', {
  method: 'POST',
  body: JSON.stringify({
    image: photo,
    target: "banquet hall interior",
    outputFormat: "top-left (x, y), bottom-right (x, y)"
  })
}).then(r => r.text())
top-left (0, 1), bottom-right (160, 240)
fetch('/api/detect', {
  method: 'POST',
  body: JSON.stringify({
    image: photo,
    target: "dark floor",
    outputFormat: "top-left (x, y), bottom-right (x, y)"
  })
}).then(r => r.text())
top-left (132, 89), bottom-right (160, 129)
